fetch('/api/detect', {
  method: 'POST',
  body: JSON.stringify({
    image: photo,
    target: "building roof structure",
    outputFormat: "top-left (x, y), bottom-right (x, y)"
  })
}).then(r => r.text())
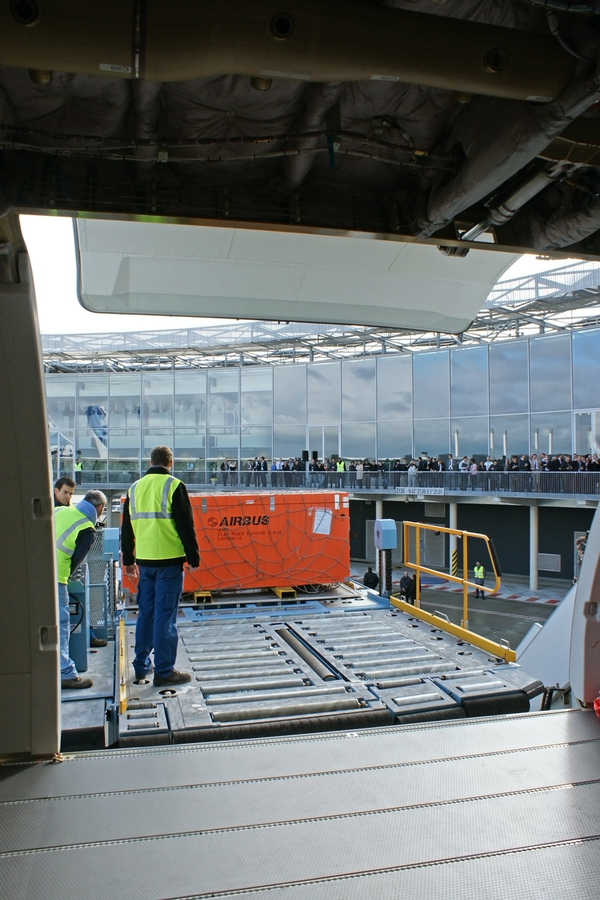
top-left (43, 260), bottom-right (600, 372)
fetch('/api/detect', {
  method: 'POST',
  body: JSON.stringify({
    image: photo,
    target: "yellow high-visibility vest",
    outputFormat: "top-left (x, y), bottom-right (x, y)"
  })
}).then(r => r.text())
top-left (128, 473), bottom-right (185, 561)
top-left (473, 565), bottom-right (485, 579)
top-left (55, 506), bottom-right (94, 584)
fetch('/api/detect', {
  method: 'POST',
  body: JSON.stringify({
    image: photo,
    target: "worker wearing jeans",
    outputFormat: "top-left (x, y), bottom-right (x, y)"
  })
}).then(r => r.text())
top-left (121, 444), bottom-right (200, 687)
top-left (133, 565), bottom-right (185, 682)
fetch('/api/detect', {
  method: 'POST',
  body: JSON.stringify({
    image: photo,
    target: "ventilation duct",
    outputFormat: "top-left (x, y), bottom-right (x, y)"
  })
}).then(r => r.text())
top-left (0, 0), bottom-right (575, 101)
top-left (419, 65), bottom-right (600, 238)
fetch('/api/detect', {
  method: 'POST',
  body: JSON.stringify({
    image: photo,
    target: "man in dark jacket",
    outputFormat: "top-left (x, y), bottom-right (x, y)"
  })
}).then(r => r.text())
top-left (122, 445), bottom-right (200, 687)
top-left (406, 573), bottom-right (419, 605)
top-left (363, 567), bottom-right (379, 590)
top-left (399, 570), bottom-right (412, 600)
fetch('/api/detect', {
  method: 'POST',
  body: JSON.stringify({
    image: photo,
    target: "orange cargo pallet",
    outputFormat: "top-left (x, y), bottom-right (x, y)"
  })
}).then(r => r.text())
top-left (122, 490), bottom-right (350, 595)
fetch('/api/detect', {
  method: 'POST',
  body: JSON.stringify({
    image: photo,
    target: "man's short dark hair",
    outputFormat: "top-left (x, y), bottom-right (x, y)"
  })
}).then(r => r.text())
top-left (54, 477), bottom-right (75, 491)
top-left (150, 445), bottom-right (173, 467)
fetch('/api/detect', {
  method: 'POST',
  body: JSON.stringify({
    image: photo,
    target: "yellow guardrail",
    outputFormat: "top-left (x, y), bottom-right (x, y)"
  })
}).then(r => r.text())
top-left (403, 520), bottom-right (502, 632)
top-left (118, 616), bottom-right (127, 714)
top-left (389, 595), bottom-right (516, 663)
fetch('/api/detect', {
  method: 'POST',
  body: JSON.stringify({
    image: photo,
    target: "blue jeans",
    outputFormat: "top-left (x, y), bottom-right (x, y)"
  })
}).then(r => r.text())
top-left (133, 565), bottom-right (184, 679)
top-left (58, 582), bottom-right (78, 679)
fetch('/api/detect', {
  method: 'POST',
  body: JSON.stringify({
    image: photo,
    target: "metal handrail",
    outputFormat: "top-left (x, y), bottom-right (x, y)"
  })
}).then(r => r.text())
top-left (389, 595), bottom-right (516, 663)
top-left (402, 520), bottom-right (501, 630)
top-left (75, 469), bottom-right (600, 499)
top-left (393, 519), bottom-right (515, 661)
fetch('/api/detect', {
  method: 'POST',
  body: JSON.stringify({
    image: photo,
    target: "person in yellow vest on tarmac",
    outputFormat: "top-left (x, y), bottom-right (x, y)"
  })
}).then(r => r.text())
top-left (73, 453), bottom-right (83, 485)
top-left (473, 561), bottom-right (485, 599)
top-left (55, 490), bottom-right (107, 689)
top-left (121, 445), bottom-right (200, 687)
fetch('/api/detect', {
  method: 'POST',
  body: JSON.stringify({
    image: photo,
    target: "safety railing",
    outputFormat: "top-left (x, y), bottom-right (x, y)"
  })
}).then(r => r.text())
top-left (390, 520), bottom-right (515, 663)
top-left (78, 469), bottom-right (600, 500)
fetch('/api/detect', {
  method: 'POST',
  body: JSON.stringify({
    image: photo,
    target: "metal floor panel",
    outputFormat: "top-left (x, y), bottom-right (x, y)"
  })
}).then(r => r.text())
top-left (2, 739), bottom-right (600, 854)
top-left (192, 839), bottom-right (600, 900)
top-left (1, 710), bottom-right (599, 899)
top-left (1, 709), bottom-right (597, 801)
top-left (2, 778), bottom-right (600, 899)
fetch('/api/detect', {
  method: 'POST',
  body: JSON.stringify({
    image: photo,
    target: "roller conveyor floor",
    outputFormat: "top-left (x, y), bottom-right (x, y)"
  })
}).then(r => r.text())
top-left (1, 709), bottom-right (599, 899)
top-left (120, 598), bottom-right (542, 745)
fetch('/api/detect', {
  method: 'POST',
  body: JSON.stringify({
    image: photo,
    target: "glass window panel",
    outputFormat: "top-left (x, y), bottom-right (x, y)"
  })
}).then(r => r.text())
top-left (142, 374), bottom-right (173, 427)
top-left (141, 429), bottom-right (174, 468)
top-left (529, 334), bottom-right (571, 412)
top-left (107, 432), bottom-right (140, 485)
top-left (531, 413), bottom-right (572, 456)
top-left (46, 377), bottom-right (77, 430)
top-left (342, 358), bottom-right (376, 422)
top-left (413, 420), bottom-right (449, 459)
top-left (240, 426), bottom-right (271, 459)
top-left (77, 378), bottom-right (108, 429)
top-left (109, 374), bottom-right (141, 429)
top-left (77, 378), bottom-right (109, 460)
top-left (451, 417), bottom-right (488, 458)
top-left (309, 426), bottom-right (322, 459)
top-left (274, 365), bottom-right (306, 424)
top-left (377, 421), bottom-right (413, 459)
top-left (341, 422), bottom-right (375, 460)
top-left (241, 367), bottom-right (273, 425)
top-left (74, 429), bottom-right (108, 482)
top-left (489, 415), bottom-right (529, 458)
top-left (49, 425), bottom-right (76, 480)
top-left (175, 370), bottom-right (206, 427)
top-left (489, 341), bottom-right (528, 414)
top-left (573, 329), bottom-right (600, 409)
top-left (274, 425), bottom-right (306, 459)
top-left (413, 352), bottom-right (449, 419)
top-left (208, 427), bottom-right (239, 455)
top-left (451, 346), bottom-right (488, 416)
top-left (308, 362), bottom-right (341, 423)
top-left (324, 425), bottom-right (339, 458)
top-left (174, 429), bottom-right (206, 484)
top-left (377, 355), bottom-right (412, 420)
top-left (208, 370), bottom-right (239, 427)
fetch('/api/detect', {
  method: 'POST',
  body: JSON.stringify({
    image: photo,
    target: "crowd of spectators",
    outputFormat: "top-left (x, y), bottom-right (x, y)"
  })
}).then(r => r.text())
top-left (214, 452), bottom-right (600, 490)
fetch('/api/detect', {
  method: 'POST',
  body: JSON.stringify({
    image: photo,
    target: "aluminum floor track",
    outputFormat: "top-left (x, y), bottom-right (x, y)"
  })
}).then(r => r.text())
top-left (1, 709), bottom-right (599, 899)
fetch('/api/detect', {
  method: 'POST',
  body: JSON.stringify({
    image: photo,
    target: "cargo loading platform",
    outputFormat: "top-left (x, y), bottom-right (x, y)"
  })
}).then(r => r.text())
top-left (114, 582), bottom-right (542, 747)
top-left (2, 708), bottom-right (599, 899)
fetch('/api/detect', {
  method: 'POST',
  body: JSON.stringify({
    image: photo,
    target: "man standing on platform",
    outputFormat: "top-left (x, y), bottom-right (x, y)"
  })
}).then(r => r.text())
top-left (54, 476), bottom-right (107, 649)
top-left (55, 489), bottom-right (107, 689)
top-left (121, 445), bottom-right (200, 687)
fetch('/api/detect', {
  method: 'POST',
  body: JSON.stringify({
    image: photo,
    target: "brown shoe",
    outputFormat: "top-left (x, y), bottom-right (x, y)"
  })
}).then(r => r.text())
top-left (153, 669), bottom-right (191, 687)
top-left (61, 676), bottom-right (94, 690)
top-left (90, 637), bottom-right (107, 648)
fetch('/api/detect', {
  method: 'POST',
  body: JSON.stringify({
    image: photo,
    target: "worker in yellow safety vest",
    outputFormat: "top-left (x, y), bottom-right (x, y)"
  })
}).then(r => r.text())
top-left (121, 445), bottom-right (200, 688)
top-left (55, 489), bottom-right (107, 690)
top-left (473, 561), bottom-right (485, 598)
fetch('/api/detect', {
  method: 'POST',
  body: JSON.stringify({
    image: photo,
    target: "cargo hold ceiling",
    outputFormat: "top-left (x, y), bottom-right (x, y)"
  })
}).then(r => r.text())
top-left (3, 0), bottom-right (600, 327)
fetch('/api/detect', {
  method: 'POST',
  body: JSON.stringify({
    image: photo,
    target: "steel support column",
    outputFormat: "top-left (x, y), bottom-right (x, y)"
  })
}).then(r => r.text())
top-left (530, 503), bottom-right (539, 592)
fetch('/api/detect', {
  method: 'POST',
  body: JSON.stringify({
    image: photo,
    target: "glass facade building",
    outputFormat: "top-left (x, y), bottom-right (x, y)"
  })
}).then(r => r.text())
top-left (46, 326), bottom-right (600, 484)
